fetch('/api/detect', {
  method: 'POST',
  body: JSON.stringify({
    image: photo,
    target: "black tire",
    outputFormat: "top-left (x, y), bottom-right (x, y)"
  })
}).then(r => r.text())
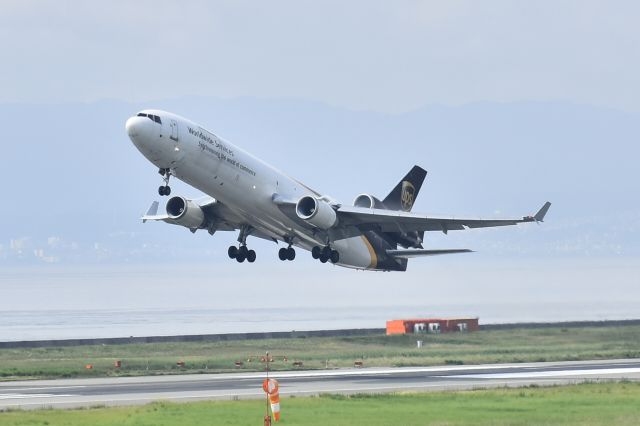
top-left (330, 250), bottom-right (340, 264)
top-left (311, 246), bottom-right (321, 259)
top-left (239, 246), bottom-right (248, 257)
top-left (228, 246), bottom-right (238, 259)
top-left (247, 250), bottom-right (256, 263)
top-left (278, 247), bottom-right (288, 261)
top-left (158, 186), bottom-right (165, 196)
top-left (287, 247), bottom-right (296, 261)
top-left (165, 186), bottom-right (171, 195)
top-left (319, 253), bottom-right (329, 263)
top-left (236, 252), bottom-right (246, 263)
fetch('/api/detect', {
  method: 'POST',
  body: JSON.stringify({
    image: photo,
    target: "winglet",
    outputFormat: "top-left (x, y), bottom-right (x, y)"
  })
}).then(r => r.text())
top-left (142, 201), bottom-right (160, 223)
top-left (534, 201), bottom-right (551, 222)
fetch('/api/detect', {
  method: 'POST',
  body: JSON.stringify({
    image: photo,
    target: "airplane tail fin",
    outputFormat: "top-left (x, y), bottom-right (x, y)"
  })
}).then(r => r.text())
top-left (382, 165), bottom-right (427, 212)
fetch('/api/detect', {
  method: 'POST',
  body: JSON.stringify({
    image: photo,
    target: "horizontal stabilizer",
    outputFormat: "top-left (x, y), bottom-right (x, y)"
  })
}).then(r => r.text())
top-left (141, 201), bottom-right (169, 223)
top-left (386, 248), bottom-right (473, 259)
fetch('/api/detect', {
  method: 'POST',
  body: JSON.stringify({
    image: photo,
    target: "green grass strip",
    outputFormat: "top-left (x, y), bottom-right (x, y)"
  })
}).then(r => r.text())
top-left (2, 325), bottom-right (640, 380)
top-left (2, 381), bottom-right (640, 425)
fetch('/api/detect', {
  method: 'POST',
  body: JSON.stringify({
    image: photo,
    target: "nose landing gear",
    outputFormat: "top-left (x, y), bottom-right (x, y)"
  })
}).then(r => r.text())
top-left (158, 168), bottom-right (172, 196)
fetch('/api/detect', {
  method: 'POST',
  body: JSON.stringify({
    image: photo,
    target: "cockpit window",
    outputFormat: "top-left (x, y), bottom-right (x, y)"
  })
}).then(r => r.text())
top-left (136, 112), bottom-right (161, 124)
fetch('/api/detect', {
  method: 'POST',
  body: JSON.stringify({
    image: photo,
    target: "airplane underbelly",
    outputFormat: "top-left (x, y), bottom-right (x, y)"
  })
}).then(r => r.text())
top-left (334, 237), bottom-right (376, 270)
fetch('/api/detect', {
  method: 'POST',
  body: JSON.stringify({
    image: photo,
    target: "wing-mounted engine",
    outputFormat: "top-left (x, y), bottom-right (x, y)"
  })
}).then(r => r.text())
top-left (295, 195), bottom-right (338, 229)
top-left (142, 197), bottom-right (218, 233)
top-left (353, 194), bottom-right (385, 209)
top-left (166, 196), bottom-right (206, 229)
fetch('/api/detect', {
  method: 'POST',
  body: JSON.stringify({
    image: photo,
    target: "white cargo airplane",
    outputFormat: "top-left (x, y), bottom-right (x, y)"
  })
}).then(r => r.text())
top-left (126, 110), bottom-right (550, 271)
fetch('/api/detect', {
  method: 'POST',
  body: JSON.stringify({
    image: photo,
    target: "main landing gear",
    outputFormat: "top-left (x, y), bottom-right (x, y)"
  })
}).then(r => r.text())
top-left (158, 168), bottom-right (172, 196)
top-left (228, 225), bottom-right (256, 263)
top-left (228, 245), bottom-right (256, 263)
top-left (312, 246), bottom-right (339, 264)
top-left (278, 246), bottom-right (296, 261)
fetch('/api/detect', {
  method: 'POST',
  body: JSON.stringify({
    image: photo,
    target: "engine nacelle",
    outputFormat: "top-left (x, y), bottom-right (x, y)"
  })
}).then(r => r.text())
top-left (296, 195), bottom-right (338, 229)
top-left (353, 193), bottom-right (383, 209)
top-left (166, 196), bottom-right (206, 229)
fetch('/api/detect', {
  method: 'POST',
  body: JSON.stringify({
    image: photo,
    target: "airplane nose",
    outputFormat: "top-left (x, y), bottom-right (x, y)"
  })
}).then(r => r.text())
top-left (125, 116), bottom-right (142, 138)
top-left (126, 114), bottom-right (170, 166)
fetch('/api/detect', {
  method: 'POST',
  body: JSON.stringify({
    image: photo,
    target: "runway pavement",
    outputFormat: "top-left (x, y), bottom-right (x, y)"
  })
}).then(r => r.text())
top-left (1, 358), bottom-right (639, 410)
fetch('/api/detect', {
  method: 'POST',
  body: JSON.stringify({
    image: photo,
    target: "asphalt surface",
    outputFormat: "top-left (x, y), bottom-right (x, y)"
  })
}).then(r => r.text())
top-left (1, 359), bottom-right (640, 410)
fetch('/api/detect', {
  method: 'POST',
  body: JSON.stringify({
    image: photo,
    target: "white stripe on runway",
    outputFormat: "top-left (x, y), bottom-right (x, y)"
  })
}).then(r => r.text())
top-left (0, 393), bottom-right (76, 400)
top-left (0, 386), bottom-right (87, 392)
top-left (449, 367), bottom-right (640, 379)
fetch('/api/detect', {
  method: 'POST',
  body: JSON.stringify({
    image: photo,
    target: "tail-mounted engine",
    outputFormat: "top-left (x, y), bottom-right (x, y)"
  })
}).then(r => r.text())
top-left (353, 193), bottom-right (422, 248)
top-left (353, 194), bottom-right (385, 209)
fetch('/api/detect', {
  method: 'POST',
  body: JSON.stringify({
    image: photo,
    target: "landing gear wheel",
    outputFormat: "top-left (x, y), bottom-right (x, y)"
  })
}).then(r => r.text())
top-left (278, 247), bottom-right (288, 261)
top-left (247, 250), bottom-right (256, 263)
top-left (316, 246), bottom-right (336, 264)
top-left (158, 168), bottom-right (172, 196)
top-left (228, 246), bottom-right (238, 259)
top-left (311, 246), bottom-right (321, 259)
top-left (158, 186), bottom-right (171, 196)
top-left (235, 245), bottom-right (248, 263)
top-left (319, 246), bottom-right (332, 263)
top-left (286, 247), bottom-right (296, 261)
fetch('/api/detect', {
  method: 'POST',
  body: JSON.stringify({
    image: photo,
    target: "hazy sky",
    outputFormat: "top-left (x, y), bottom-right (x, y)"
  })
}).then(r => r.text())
top-left (2, 2), bottom-right (639, 338)
top-left (2, 0), bottom-right (639, 113)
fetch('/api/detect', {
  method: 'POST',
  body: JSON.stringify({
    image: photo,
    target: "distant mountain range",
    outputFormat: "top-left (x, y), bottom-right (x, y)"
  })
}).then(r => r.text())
top-left (2, 98), bottom-right (638, 264)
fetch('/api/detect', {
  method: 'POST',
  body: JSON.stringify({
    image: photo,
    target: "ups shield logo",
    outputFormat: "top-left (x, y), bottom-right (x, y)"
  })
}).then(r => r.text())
top-left (400, 181), bottom-right (415, 211)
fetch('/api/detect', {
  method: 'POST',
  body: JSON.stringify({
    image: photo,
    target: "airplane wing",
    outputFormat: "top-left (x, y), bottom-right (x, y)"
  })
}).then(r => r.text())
top-left (272, 192), bottom-right (550, 242)
top-left (333, 201), bottom-right (551, 238)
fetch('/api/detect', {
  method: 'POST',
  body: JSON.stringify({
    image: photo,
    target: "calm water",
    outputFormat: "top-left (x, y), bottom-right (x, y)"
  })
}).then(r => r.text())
top-left (2, 303), bottom-right (639, 342)
top-left (1, 260), bottom-right (638, 341)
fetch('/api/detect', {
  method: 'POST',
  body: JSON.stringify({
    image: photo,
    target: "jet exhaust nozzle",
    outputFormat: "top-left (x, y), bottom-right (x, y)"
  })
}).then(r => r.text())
top-left (353, 194), bottom-right (384, 209)
top-left (166, 196), bottom-right (206, 229)
top-left (295, 195), bottom-right (338, 229)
